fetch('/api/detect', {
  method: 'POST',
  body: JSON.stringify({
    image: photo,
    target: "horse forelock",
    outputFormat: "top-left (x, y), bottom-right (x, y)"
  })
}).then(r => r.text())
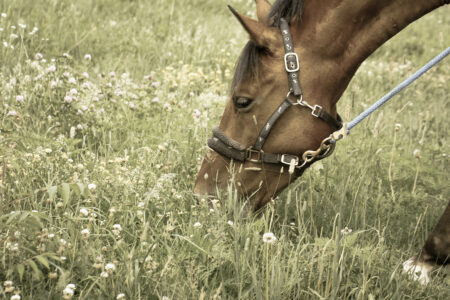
top-left (230, 41), bottom-right (265, 94)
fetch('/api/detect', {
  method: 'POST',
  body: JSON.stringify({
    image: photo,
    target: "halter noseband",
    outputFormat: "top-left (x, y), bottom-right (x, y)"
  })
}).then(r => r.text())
top-left (207, 18), bottom-right (342, 176)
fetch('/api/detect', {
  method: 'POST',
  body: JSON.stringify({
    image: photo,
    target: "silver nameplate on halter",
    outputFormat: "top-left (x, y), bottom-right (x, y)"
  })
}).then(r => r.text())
top-left (284, 53), bottom-right (300, 72)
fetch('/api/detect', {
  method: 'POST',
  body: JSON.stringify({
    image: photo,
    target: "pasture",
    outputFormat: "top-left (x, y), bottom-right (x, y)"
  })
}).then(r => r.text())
top-left (0, 0), bottom-right (449, 299)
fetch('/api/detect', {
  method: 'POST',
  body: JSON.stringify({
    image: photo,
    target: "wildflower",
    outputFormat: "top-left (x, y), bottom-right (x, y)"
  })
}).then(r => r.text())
top-left (68, 77), bottom-right (76, 84)
top-left (56, 202), bottom-right (64, 208)
top-left (137, 201), bottom-right (145, 210)
top-left (144, 74), bottom-right (151, 80)
top-left (18, 23), bottom-right (26, 29)
top-left (44, 148), bottom-right (52, 153)
top-left (66, 284), bottom-right (75, 290)
top-left (69, 88), bottom-right (78, 95)
top-left (79, 208), bottom-right (89, 217)
top-left (7, 110), bottom-right (17, 116)
top-left (152, 97), bottom-right (160, 103)
top-left (63, 287), bottom-right (74, 299)
top-left (81, 72), bottom-right (89, 79)
top-left (105, 263), bottom-right (116, 274)
top-left (395, 123), bottom-right (402, 131)
top-left (151, 81), bottom-right (160, 88)
top-left (227, 220), bottom-right (234, 226)
top-left (81, 228), bottom-right (90, 240)
top-left (46, 65), bottom-right (56, 73)
top-left (16, 95), bottom-right (24, 103)
top-left (193, 222), bottom-right (202, 228)
top-left (76, 124), bottom-right (83, 130)
top-left (163, 103), bottom-right (171, 111)
top-left (35, 53), bottom-right (43, 60)
top-left (88, 183), bottom-right (96, 191)
top-left (1, 13), bottom-right (6, 18)
top-left (3, 41), bottom-right (8, 47)
top-left (11, 294), bottom-right (21, 300)
top-left (262, 232), bottom-right (277, 244)
top-left (112, 224), bottom-right (122, 236)
top-left (81, 105), bottom-right (88, 111)
top-left (192, 109), bottom-right (201, 120)
top-left (341, 227), bottom-right (353, 235)
top-left (109, 71), bottom-right (116, 77)
top-left (161, 297), bottom-right (170, 300)
top-left (4, 280), bottom-right (14, 293)
top-left (84, 54), bottom-right (92, 61)
top-left (116, 294), bottom-right (126, 299)
top-left (10, 33), bottom-right (19, 39)
top-left (100, 271), bottom-right (109, 278)
top-left (413, 149), bottom-right (421, 159)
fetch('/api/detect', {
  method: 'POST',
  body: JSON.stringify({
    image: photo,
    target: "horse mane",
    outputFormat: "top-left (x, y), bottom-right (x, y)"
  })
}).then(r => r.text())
top-left (230, 0), bottom-right (305, 93)
top-left (268, 0), bottom-right (304, 27)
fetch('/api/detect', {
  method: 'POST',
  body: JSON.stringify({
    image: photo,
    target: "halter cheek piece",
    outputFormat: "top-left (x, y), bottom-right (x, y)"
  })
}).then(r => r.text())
top-left (207, 18), bottom-right (342, 176)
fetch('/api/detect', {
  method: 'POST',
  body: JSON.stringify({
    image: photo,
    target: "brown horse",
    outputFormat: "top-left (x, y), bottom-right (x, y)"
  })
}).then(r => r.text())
top-left (194, 0), bottom-right (449, 284)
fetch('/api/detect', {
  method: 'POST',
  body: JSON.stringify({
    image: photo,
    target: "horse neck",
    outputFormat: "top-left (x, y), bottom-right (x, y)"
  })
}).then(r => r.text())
top-left (294, 0), bottom-right (448, 104)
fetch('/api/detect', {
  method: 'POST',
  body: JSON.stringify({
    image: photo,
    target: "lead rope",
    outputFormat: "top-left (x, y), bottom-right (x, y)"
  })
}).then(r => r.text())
top-left (331, 47), bottom-right (450, 142)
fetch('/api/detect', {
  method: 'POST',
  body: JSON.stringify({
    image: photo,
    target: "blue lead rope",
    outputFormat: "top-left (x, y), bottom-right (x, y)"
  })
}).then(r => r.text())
top-left (345, 46), bottom-right (450, 134)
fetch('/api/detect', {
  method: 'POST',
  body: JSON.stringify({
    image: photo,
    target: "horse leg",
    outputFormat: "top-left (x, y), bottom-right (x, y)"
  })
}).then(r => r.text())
top-left (403, 200), bottom-right (450, 284)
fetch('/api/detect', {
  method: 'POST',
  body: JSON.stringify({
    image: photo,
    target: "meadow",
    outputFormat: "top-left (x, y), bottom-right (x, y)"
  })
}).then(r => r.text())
top-left (0, 0), bottom-right (449, 299)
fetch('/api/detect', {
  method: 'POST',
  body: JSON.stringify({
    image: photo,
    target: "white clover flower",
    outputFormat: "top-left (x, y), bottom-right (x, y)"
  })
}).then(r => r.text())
top-left (63, 287), bottom-right (74, 299)
top-left (163, 103), bottom-right (171, 111)
top-left (79, 208), bottom-right (89, 217)
top-left (84, 53), bottom-right (92, 61)
top-left (35, 53), bottom-right (43, 60)
top-left (81, 105), bottom-right (88, 111)
top-left (137, 201), bottom-right (145, 210)
top-left (413, 149), bottom-right (421, 159)
top-left (16, 95), bottom-right (24, 103)
top-left (116, 293), bottom-right (126, 299)
top-left (192, 109), bottom-right (201, 119)
top-left (3, 280), bottom-right (13, 287)
top-left (227, 220), bottom-right (234, 226)
top-left (46, 65), bottom-right (56, 73)
top-left (112, 224), bottom-right (122, 236)
top-left (262, 232), bottom-right (277, 244)
top-left (161, 297), bottom-right (170, 300)
top-left (68, 77), bottom-right (76, 84)
top-left (109, 71), bottom-right (116, 77)
top-left (105, 263), bottom-right (116, 274)
top-left (66, 284), bottom-right (75, 290)
top-left (152, 97), bottom-right (159, 103)
top-left (10, 33), bottom-right (18, 39)
top-left (340, 227), bottom-right (353, 235)
top-left (151, 81), bottom-right (160, 88)
top-left (81, 228), bottom-right (90, 239)
top-left (7, 110), bottom-right (17, 116)
top-left (44, 148), bottom-right (52, 153)
top-left (76, 124), bottom-right (83, 130)
top-left (3, 41), bottom-right (8, 47)
top-left (88, 183), bottom-right (96, 191)
top-left (18, 23), bottom-right (26, 29)
top-left (1, 13), bottom-right (6, 18)
top-left (64, 95), bottom-right (72, 103)
top-left (193, 222), bottom-right (202, 228)
top-left (69, 88), bottom-right (78, 95)
top-left (395, 123), bottom-right (402, 131)
top-left (11, 294), bottom-right (21, 300)
top-left (81, 72), bottom-right (89, 79)
top-left (100, 271), bottom-right (109, 278)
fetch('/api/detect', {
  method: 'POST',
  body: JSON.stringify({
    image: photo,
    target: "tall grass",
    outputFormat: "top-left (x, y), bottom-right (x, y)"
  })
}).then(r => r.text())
top-left (0, 0), bottom-right (449, 299)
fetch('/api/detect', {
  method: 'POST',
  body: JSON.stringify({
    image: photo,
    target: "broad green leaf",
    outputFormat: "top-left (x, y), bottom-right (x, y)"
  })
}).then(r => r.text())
top-left (77, 183), bottom-right (86, 196)
top-left (35, 255), bottom-right (50, 269)
top-left (17, 263), bottom-right (25, 281)
top-left (60, 183), bottom-right (71, 204)
top-left (28, 259), bottom-right (42, 280)
top-left (48, 185), bottom-right (58, 201)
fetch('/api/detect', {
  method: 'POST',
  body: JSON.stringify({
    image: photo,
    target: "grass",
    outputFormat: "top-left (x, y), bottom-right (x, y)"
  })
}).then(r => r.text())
top-left (0, 0), bottom-right (449, 299)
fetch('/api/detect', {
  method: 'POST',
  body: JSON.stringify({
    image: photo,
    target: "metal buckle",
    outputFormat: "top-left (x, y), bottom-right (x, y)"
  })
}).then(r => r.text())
top-left (246, 149), bottom-right (262, 163)
top-left (311, 105), bottom-right (323, 117)
top-left (280, 154), bottom-right (298, 166)
top-left (284, 53), bottom-right (300, 72)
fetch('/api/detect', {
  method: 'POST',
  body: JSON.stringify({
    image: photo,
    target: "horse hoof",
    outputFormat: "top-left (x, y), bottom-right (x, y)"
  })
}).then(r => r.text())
top-left (402, 257), bottom-right (433, 285)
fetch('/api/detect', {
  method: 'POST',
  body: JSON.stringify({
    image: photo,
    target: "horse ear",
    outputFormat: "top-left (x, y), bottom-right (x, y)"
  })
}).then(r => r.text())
top-left (228, 5), bottom-right (277, 49)
top-left (255, 0), bottom-right (272, 24)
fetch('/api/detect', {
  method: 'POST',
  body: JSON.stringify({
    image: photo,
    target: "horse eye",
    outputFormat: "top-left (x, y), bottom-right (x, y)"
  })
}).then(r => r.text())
top-left (234, 97), bottom-right (253, 109)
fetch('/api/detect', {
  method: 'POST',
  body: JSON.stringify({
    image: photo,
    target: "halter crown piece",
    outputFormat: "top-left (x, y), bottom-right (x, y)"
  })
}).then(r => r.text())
top-left (207, 18), bottom-right (342, 176)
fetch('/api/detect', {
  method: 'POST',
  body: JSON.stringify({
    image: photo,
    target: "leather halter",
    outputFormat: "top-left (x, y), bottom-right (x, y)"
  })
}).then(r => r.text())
top-left (207, 18), bottom-right (342, 176)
